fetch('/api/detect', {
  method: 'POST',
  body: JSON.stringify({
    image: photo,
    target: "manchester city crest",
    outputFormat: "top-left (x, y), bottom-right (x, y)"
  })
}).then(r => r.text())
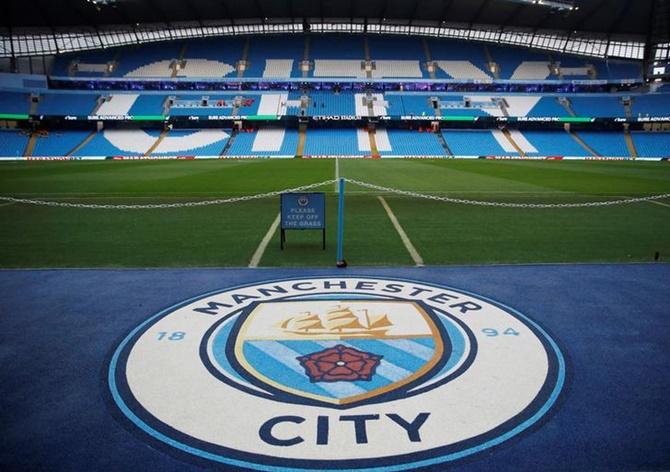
top-left (109, 277), bottom-right (565, 471)
top-left (231, 300), bottom-right (445, 406)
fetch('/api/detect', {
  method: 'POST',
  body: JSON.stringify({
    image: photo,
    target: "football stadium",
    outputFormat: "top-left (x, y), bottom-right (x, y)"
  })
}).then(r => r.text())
top-left (1, 0), bottom-right (669, 471)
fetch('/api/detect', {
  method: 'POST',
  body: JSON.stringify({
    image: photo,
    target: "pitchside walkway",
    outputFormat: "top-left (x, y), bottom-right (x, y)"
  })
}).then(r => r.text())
top-left (1, 264), bottom-right (668, 471)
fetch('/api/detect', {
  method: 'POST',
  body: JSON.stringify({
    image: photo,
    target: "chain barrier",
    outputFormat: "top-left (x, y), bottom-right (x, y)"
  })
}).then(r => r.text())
top-left (1, 177), bottom-right (669, 210)
top-left (0, 180), bottom-right (337, 210)
top-left (344, 178), bottom-right (670, 209)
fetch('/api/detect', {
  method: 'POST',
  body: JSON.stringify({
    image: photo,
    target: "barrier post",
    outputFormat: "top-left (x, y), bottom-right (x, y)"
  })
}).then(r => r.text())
top-left (336, 178), bottom-right (347, 268)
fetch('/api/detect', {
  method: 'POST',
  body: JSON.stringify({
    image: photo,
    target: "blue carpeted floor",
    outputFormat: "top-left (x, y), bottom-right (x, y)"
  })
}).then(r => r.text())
top-left (1, 264), bottom-right (669, 471)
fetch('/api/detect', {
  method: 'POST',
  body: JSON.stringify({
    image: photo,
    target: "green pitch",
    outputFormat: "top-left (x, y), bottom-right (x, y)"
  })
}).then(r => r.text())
top-left (0, 159), bottom-right (669, 268)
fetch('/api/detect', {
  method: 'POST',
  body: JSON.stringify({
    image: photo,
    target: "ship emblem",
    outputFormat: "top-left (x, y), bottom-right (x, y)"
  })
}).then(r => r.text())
top-left (233, 300), bottom-right (445, 406)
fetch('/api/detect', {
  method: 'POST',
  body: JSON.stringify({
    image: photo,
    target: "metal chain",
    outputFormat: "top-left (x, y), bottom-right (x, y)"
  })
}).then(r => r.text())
top-left (2, 177), bottom-right (668, 210)
top-left (0, 180), bottom-right (337, 210)
top-left (344, 178), bottom-right (670, 209)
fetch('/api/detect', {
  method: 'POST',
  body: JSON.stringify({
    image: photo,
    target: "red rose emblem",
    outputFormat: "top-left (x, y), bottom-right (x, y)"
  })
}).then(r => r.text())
top-left (297, 345), bottom-right (382, 382)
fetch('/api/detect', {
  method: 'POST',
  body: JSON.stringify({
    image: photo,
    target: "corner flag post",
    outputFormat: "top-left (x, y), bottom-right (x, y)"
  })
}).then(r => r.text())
top-left (336, 178), bottom-right (347, 268)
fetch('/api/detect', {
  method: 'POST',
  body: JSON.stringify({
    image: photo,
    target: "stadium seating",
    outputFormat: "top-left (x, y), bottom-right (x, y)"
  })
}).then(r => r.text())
top-left (96, 94), bottom-right (139, 116)
top-left (37, 94), bottom-right (98, 116)
top-left (400, 95), bottom-right (437, 116)
top-left (245, 36), bottom-right (305, 78)
top-left (0, 129), bottom-right (29, 156)
top-left (521, 130), bottom-right (590, 156)
top-left (378, 129), bottom-right (445, 156)
top-left (32, 130), bottom-right (91, 156)
top-left (309, 35), bottom-right (365, 60)
top-left (303, 128), bottom-right (364, 156)
top-left (147, 129), bottom-right (230, 156)
top-left (631, 132), bottom-right (670, 158)
top-left (577, 131), bottom-right (630, 157)
top-left (47, 35), bottom-right (645, 81)
top-left (227, 127), bottom-right (298, 156)
top-left (116, 43), bottom-right (183, 77)
top-left (307, 92), bottom-right (356, 116)
top-left (0, 92), bottom-right (31, 114)
top-left (630, 94), bottom-right (670, 117)
top-left (368, 36), bottom-right (424, 61)
top-left (526, 97), bottom-right (570, 117)
top-left (569, 96), bottom-right (626, 117)
top-left (442, 129), bottom-right (516, 156)
top-left (73, 128), bottom-right (230, 156)
top-left (128, 95), bottom-right (166, 116)
top-left (488, 45), bottom-right (552, 80)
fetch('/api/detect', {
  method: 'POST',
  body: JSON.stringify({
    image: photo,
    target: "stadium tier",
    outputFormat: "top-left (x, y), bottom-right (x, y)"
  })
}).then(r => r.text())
top-left (2, 127), bottom-right (666, 159)
top-left (3, 91), bottom-right (669, 119)
top-left (49, 34), bottom-right (643, 82)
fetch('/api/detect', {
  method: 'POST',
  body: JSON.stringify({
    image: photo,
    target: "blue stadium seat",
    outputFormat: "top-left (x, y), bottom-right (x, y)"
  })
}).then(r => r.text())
top-left (522, 131), bottom-right (589, 156)
top-left (309, 35), bottom-right (365, 60)
top-left (631, 132), bottom-right (670, 158)
top-left (442, 130), bottom-right (515, 156)
top-left (227, 128), bottom-right (298, 157)
top-left (307, 92), bottom-right (356, 116)
top-left (527, 97), bottom-right (570, 117)
top-left (630, 94), bottom-right (670, 117)
top-left (570, 96), bottom-right (626, 117)
top-left (303, 128), bottom-right (363, 156)
top-left (0, 92), bottom-right (31, 114)
top-left (128, 95), bottom-right (167, 116)
top-left (380, 129), bottom-right (445, 156)
top-left (0, 129), bottom-right (29, 157)
top-left (32, 130), bottom-right (91, 156)
top-left (578, 131), bottom-right (630, 157)
top-left (368, 36), bottom-right (424, 60)
top-left (37, 94), bottom-right (98, 115)
top-left (245, 35), bottom-right (305, 78)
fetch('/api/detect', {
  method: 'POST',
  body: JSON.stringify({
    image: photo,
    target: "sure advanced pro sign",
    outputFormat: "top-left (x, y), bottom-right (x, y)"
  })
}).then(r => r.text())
top-left (280, 192), bottom-right (326, 250)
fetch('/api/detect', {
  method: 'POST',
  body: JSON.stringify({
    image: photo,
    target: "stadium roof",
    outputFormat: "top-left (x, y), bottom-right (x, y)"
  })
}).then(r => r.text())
top-left (1, 0), bottom-right (665, 40)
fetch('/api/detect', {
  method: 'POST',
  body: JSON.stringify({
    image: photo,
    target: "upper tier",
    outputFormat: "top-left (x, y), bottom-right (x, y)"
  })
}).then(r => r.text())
top-left (51, 34), bottom-right (643, 82)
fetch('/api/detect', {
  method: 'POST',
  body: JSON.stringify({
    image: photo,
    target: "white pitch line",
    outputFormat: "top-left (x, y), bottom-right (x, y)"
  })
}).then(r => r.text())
top-left (248, 213), bottom-right (280, 268)
top-left (647, 200), bottom-right (670, 209)
top-left (377, 196), bottom-right (424, 267)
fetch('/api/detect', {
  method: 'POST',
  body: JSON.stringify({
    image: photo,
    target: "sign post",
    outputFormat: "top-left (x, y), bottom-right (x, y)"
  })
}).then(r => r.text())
top-left (280, 192), bottom-right (326, 250)
top-left (336, 178), bottom-right (347, 268)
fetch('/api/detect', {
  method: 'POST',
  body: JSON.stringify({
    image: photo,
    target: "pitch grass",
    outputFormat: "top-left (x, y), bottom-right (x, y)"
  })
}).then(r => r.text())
top-left (0, 159), bottom-right (668, 268)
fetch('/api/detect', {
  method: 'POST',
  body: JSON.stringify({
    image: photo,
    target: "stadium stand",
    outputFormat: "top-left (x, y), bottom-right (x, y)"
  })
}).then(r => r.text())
top-left (0, 92), bottom-right (31, 114)
top-left (45, 35), bottom-right (646, 81)
top-left (96, 94), bottom-right (140, 116)
top-left (303, 128), bottom-right (365, 156)
top-left (227, 127), bottom-right (298, 157)
top-left (631, 94), bottom-right (670, 117)
top-left (368, 36), bottom-right (424, 61)
top-left (577, 131), bottom-right (631, 157)
top-left (442, 129), bottom-right (516, 156)
top-left (309, 35), bottom-right (365, 60)
top-left (308, 92), bottom-right (356, 116)
top-left (631, 132), bottom-right (670, 157)
top-left (526, 97), bottom-right (571, 117)
top-left (147, 129), bottom-right (230, 156)
top-left (0, 129), bottom-right (29, 156)
top-left (32, 130), bottom-right (92, 156)
top-left (399, 95), bottom-right (437, 116)
top-left (569, 96), bottom-right (626, 117)
top-left (428, 39), bottom-right (491, 80)
top-left (488, 45), bottom-right (553, 80)
top-left (36, 94), bottom-right (98, 116)
top-left (244, 36), bottom-right (305, 78)
top-left (379, 129), bottom-right (446, 156)
top-left (128, 95), bottom-right (167, 116)
top-left (114, 43), bottom-right (183, 77)
top-left (522, 130), bottom-right (591, 156)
